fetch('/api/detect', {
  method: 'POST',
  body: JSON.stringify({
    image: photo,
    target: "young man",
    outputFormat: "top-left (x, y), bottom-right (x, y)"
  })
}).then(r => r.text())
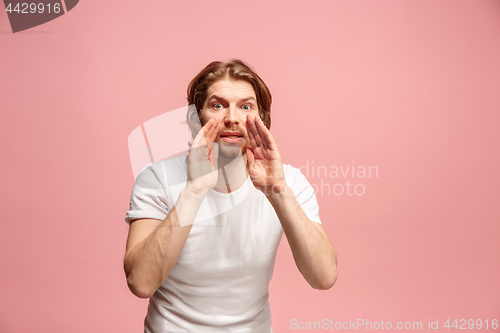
top-left (124, 59), bottom-right (337, 332)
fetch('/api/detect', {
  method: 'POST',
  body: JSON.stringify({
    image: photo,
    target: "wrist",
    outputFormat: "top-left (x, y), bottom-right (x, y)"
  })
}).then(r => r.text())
top-left (182, 185), bottom-right (209, 202)
top-left (264, 183), bottom-right (293, 199)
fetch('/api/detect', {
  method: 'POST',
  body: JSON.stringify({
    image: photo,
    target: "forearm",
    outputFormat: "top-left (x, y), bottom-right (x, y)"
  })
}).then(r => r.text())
top-left (124, 188), bottom-right (205, 298)
top-left (267, 187), bottom-right (337, 290)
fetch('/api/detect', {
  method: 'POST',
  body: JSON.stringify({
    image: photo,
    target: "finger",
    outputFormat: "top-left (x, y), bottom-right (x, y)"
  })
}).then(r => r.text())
top-left (210, 142), bottom-right (219, 171)
top-left (249, 115), bottom-right (263, 147)
top-left (206, 119), bottom-right (218, 156)
top-left (193, 118), bottom-right (217, 149)
top-left (256, 116), bottom-right (277, 151)
top-left (192, 119), bottom-right (212, 148)
top-left (206, 120), bottom-right (220, 160)
top-left (204, 118), bottom-right (219, 146)
top-left (245, 115), bottom-right (258, 149)
top-left (210, 120), bottom-right (220, 143)
top-left (209, 121), bottom-right (220, 158)
top-left (246, 146), bottom-right (255, 166)
top-left (251, 115), bottom-right (266, 150)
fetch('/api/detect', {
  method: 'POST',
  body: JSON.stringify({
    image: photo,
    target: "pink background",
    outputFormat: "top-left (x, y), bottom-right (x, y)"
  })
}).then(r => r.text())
top-left (1, 1), bottom-right (499, 332)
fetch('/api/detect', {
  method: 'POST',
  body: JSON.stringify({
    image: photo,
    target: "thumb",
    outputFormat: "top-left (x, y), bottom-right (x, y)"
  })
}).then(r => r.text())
top-left (246, 147), bottom-right (255, 167)
top-left (210, 142), bottom-right (219, 171)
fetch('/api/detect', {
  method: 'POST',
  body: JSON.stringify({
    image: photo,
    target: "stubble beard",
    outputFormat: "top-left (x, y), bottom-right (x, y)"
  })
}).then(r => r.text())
top-left (216, 140), bottom-right (247, 171)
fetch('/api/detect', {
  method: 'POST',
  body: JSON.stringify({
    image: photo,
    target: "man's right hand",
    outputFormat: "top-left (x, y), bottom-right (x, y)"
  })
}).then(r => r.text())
top-left (125, 120), bottom-right (220, 297)
top-left (186, 117), bottom-right (220, 195)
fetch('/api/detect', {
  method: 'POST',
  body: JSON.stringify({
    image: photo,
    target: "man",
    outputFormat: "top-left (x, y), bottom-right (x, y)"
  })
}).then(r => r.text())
top-left (124, 59), bottom-right (337, 332)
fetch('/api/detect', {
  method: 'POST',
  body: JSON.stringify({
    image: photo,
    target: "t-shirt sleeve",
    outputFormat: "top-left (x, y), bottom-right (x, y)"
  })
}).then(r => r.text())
top-left (125, 164), bottom-right (170, 225)
top-left (286, 165), bottom-right (322, 225)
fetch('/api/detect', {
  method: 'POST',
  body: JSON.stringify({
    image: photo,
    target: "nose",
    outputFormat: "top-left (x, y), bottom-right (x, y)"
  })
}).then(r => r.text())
top-left (223, 105), bottom-right (240, 127)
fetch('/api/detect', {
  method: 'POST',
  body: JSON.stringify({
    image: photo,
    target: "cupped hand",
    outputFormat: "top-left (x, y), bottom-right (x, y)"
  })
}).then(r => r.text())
top-left (186, 118), bottom-right (220, 195)
top-left (245, 115), bottom-right (287, 196)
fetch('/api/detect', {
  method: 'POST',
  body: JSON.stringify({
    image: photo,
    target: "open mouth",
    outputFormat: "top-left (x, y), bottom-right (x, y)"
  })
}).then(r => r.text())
top-left (220, 132), bottom-right (243, 143)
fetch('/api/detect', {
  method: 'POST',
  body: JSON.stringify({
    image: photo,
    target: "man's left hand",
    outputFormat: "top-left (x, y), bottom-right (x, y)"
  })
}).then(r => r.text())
top-left (245, 115), bottom-right (287, 196)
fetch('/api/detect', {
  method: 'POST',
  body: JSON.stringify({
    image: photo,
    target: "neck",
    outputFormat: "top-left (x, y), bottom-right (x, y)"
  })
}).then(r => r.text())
top-left (213, 153), bottom-right (249, 193)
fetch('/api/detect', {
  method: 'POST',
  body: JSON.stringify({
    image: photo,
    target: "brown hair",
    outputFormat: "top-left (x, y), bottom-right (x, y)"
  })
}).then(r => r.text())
top-left (186, 59), bottom-right (272, 138)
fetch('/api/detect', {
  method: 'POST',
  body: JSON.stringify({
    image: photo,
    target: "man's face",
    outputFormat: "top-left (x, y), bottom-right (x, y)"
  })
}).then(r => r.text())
top-left (201, 79), bottom-right (260, 157)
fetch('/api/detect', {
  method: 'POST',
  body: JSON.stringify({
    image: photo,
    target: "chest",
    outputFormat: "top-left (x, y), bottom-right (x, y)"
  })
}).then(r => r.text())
top-left (175, 190), bottom-right (283, 279)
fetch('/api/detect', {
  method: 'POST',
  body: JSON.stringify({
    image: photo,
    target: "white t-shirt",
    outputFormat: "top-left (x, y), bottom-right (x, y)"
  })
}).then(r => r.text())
top-left (125, 156), bottom-right (321, 333)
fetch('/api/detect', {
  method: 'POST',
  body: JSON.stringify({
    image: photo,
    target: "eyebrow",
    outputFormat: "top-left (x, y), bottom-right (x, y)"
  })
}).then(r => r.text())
top-left (208, 95), bottom-right (256, 103)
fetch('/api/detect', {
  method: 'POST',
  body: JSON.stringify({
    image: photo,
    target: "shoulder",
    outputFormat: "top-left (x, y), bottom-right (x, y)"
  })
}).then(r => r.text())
top-left (136, 155), bottom-right (188, 187)
top-left (282, 162), bottom-right (321, 223)
top-left (151, 155), bottom-right (188, 172)
top-left (283, 163), bottom-right (305, 181)
top-left (282, 163), bottom-right (312, 193)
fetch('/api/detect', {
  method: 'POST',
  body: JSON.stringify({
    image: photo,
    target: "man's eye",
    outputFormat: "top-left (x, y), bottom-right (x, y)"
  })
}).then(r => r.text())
top-left (213, 103), bottom-right (223, 109)
top-left (242, 105), bottom-right (251, 111)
